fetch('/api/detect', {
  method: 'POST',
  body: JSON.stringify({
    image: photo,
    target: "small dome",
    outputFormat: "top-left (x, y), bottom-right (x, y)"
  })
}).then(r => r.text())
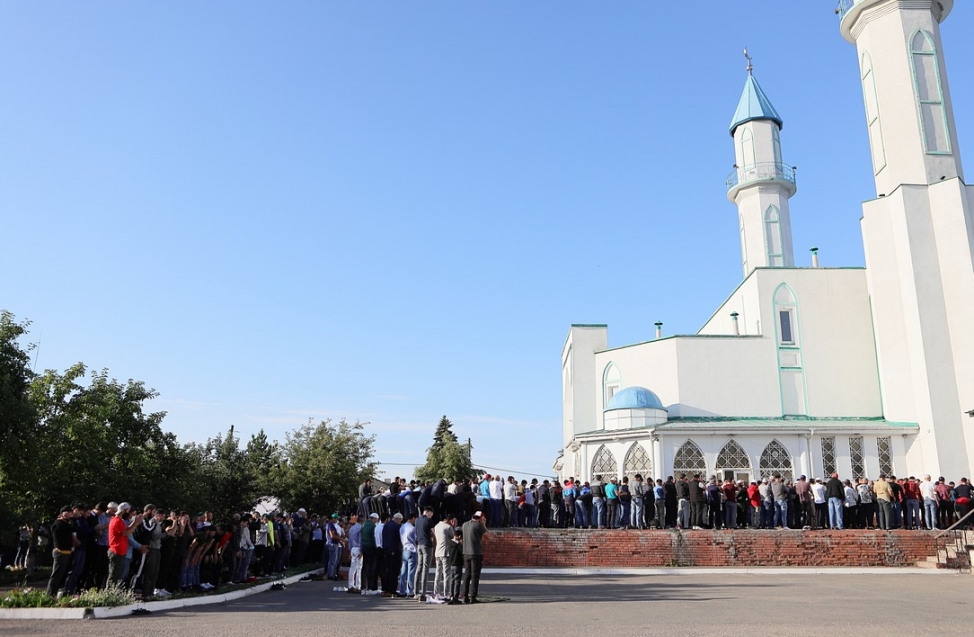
top-left (606, 386), bottom-right (665, 411)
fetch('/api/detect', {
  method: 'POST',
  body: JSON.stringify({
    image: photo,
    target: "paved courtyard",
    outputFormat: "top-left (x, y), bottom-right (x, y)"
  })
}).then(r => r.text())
top-left (1, 571), bottom-right (972, 637)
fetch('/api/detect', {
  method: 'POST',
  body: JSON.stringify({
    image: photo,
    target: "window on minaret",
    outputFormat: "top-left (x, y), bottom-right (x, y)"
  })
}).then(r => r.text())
top-left (765, 205), bottom-right (783, 267)
top-left (772, 127), bottom-right (782, 168)
top-left (910, 30), bottom-right (951, 155)
top-left (740, 214), bottom-right (748, 274)
top-left (861, 53), bottom-right (887, 174)
top-left (740, 128), bottom-right (755, 168)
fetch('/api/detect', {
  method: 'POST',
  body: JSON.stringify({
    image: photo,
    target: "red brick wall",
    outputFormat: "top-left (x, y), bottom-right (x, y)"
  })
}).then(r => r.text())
top-left (481, 529), bottom-right (939, 568)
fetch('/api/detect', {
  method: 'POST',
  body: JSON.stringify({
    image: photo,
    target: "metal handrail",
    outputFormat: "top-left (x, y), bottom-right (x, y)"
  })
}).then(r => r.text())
top-left (726, 162), bottom-right (797, 191)
top-left (836, 0), bottom-right (858, 21)
top-left (935, 506), bottom-right (974, 537)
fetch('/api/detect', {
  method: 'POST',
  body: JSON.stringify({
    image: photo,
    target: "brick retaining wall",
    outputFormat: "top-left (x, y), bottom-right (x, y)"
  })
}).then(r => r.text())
top-left (481, 529), bottom-right (939, 568)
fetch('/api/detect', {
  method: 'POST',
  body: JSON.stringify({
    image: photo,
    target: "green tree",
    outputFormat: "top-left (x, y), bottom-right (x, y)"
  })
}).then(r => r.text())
top-left (272, 418), bottom-right (376, 516)
top-left (414, 416), bottom-right (475, 484)
top-left (0, 312), bottom-right (37, 531)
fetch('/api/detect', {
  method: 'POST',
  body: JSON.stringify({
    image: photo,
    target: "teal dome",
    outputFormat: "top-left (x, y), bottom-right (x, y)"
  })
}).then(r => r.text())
top-left (606, 386), bottom-right (665, 411)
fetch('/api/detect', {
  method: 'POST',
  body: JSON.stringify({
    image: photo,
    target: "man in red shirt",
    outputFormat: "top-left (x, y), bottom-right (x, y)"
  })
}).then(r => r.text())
top-left (107, 502), bottom-right (145, 585)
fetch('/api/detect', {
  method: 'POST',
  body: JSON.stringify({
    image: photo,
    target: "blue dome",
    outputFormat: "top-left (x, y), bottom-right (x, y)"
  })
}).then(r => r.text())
top-left (606, 386), bottom-right (665, 411)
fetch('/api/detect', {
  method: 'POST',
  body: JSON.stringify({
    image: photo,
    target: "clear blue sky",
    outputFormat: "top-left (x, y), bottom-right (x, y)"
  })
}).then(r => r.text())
top-left (2, 2), bottom-right (972, 482)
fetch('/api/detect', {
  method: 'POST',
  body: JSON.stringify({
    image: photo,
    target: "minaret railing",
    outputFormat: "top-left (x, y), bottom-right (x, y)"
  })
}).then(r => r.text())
top-left (725, 162), bottom-right (796, 191)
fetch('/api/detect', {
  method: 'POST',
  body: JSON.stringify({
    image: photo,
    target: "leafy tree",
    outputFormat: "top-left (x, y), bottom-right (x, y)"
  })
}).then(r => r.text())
top-left (414, 416), bottom-right (476, 484)
top-left (272, 418), bottom-right (376, 516)
top-left (0, 312), bottom-right (37, 531)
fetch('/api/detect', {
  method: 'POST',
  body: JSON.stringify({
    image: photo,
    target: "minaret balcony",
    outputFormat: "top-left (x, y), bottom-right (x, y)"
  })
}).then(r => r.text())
top-left (726, 162), bottom-right (797, 200)
top-left (838, 1), bottom-right (953, 42)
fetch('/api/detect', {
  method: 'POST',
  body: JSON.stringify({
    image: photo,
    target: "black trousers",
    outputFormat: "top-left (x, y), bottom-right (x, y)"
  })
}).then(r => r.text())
top-left (47, 550), bottom-right (72, 597)
top-left (461, 554), bottom-right (483, 600)
top-left (362, 547), bottom-right (378, 590)
top-left (383, 550), bottom-right (401, 593)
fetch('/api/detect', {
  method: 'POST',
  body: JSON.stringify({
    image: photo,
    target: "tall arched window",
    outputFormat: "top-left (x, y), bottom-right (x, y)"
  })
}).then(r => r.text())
top-left (591, 445), bottom-right (617, 479)
top-left (765, 205), bottom-right (783, 267)
top-left (759, 439), bottom-right (793, 482)
top-left (740, 127), bottom-right (755, 168)
top-left (772, 126), bottom-right (782, 167)
top-left (774, 284), bottom-right (807, 415)
top-left (861, 52), bottom-right (887, 174)
top-left (623, 442), bottom-right (652, 480)
top-left (602, 363), bottom-right (621, 409)
top-left (673, 440), bottom-right (706, 478)
top-left (716, 440), bottom-right (752, 481)
top-left (740, 214), bottom-right (748, 275)
top-left (910, 30), bottom-right (951, 154)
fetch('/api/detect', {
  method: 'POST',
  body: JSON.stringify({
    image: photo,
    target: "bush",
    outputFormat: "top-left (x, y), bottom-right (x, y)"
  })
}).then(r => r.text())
top-left (1, 588), bottom-right (57, 608)
top-left (0, 583), bottom-right (135, 609)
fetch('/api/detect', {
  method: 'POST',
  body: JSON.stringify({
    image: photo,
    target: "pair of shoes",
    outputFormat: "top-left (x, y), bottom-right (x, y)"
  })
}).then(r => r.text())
top-left (414, 594), bottom-right (424, 601)
top-left (394, 593), bottom-right (407, 598)
top-left (346, 587), bottom-right (360, 594)
top-left (447, 598), bottom-right (460, 605)
top-left (154, 588), bottom-right (172, 598)
top-left (380, 592), bottom-right (394, 598)
top-left (463, 597), bottom-right (470, 604)
top-left (470, 597), bottom-right (480, 604)
top-left (200, 583), bottom-right (216, 590)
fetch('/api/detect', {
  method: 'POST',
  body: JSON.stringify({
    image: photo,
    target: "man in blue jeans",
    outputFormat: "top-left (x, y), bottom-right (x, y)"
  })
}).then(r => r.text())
top-left (590, 476), bottom-right (606, 529)
top-left (771, 475), bottom-right (789, 529)
top-left (825, 472), bottom-right (845, 529)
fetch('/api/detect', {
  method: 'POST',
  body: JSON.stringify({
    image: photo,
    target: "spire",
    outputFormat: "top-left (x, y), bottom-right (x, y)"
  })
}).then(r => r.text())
top-left (729, 53), bottom-right (783, 136)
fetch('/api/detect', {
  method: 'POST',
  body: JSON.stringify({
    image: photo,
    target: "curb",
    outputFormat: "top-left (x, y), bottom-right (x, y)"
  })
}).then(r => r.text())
top-left (0, 568), bottom-right (323, 621)
top-left (481, 566), bottom-right (956, 576)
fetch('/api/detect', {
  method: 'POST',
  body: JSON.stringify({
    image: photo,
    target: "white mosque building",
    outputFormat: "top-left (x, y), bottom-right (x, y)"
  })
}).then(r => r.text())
top-left (556, 0), bottom-right (974, 485)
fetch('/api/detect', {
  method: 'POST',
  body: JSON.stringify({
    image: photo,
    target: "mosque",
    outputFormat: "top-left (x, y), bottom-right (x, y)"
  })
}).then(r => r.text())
top-left (555, 0), bottom-right (974, 485)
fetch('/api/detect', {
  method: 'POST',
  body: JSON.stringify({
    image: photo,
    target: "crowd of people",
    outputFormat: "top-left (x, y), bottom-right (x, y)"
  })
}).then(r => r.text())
top-left (356, 472), bottom-right (973, 533)
top-left (29, 502), bottom-right (342, 601)
top-left (15, 471), bottom-right (973, 603)
top-left (326, 507), bottom-right (489, 604)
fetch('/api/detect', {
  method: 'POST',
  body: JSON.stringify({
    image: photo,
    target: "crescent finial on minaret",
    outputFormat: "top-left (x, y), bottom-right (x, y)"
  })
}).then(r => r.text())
top-left (744, 47), bottom-right (753, 75)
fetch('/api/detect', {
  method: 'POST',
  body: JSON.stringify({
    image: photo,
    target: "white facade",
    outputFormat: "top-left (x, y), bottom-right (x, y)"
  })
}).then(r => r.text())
top-left (556, 0), bottom-right (974, 484)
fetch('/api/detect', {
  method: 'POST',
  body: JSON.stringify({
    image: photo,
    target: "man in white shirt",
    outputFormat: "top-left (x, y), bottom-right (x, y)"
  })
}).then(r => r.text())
top-left (398, 513), bottom-right (417, 597)
top-left (488, 477), bottom-right (504, 527)
top-left (503, 477), bottom-right (518, 528)
top-left (432, 515), bottom-right (456, 601)
top-left (920, 475), bottom-right (938, 530)
top-left (811, 479), bottom-right (828, 529)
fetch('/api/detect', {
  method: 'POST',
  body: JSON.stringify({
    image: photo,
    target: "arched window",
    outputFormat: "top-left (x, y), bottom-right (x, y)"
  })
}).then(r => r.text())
top-left (759, 439), bottom-right (793, 482)
top-left (602, 363), bottom-right (621, 409)
top-left (673, 440), bottom-right (706, 478)
top-left (740, 127), bottom-right (755, 168)
top-left (910, 30), bottom-right (951, 154)
top-left (740, 213), bottom-right (748, 275)
top-left (623, 442), bottom-right (652, 480)
top-left (861, 52), bottom-right (887, 174)
top-left (716, 440), bottom-right (752, 473)
top-left (591, 445), bottom-right (617, 479)
top-left (765, 205), bottom-right (783, 267)
top-left (772, 126), bottom-right (782, 167)
top-left (774, 284), bottom-right (798, 346)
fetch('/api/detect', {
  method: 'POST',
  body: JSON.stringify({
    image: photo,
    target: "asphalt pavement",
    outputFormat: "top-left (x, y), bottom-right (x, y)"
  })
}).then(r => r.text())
top-left (1, 571), bottom-right (972, 637)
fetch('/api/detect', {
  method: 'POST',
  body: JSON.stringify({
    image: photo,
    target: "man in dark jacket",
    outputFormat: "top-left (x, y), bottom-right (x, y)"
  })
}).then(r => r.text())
top-left (381, 513), bottom-right (403, 597)
top-left (826, 472), bottom-right (845, 529)
top-left (688, 474), bottom-right (706, 529)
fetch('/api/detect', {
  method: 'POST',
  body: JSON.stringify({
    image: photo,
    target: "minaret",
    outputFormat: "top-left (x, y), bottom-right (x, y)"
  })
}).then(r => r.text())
top-left (726, 51), bottom-right (797, 279)
top-left (840, 0), bottom-right (974, 478)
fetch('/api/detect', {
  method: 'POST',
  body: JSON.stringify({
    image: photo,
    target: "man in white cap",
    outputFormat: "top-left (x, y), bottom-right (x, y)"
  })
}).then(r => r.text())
top-left (107, 503), bottom-right (146, 585)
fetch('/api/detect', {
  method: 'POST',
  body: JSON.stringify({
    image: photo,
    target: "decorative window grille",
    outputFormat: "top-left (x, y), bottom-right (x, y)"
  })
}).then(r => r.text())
top-left (716, 440), bottom-right (751, 471)
top-left (759, 439), bottom-right (793, 482)
top-left (821, 437), bottom-right (837, 476)
top-left (591, 445), bottom-right (617, 479)
top-left (765, 205), bottom-right (783, 267)
top-left (623, 443), bottom-right (652, 480)
top-left (673, 440), bottom-right (706, 478)
top-left (849, 436), bottom-right (865, 479)
top-left (910, 30), bottom-right (951, 155)
top-left (877, 436), bottom-right (893, 476)
top-left (861, 52), bottom-right (887, 174)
